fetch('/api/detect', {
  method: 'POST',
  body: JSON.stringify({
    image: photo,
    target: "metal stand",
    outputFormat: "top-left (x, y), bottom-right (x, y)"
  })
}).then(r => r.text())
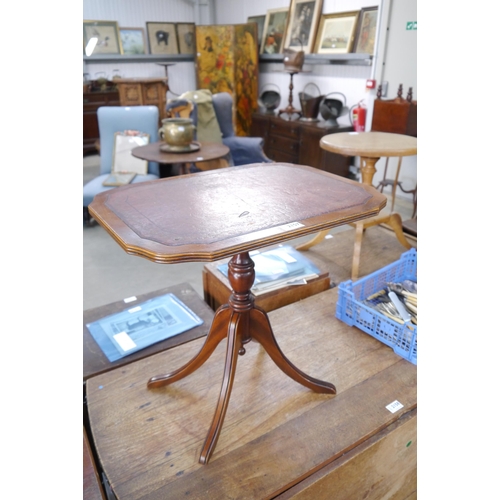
top-left (278, 71), bottom-right (302, 121)
top-left (156, 63), bottom-right (178, 96)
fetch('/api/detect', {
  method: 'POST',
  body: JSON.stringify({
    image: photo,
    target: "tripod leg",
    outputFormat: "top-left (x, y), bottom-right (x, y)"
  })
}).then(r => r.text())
top-left (147, 305), bottom-right (231, 388)
top-left (386, 212), bottom-right (412, 250)
top-left (250, 307), bottom-right (336, 394)
top-left (199, 311), bottom-right (242, 464)
top-left (351, 221), bottom-right (365, 280)
top-left (391, 157), bottom-right (403, 212)
top-left (295, 229), bottom-right (329, 251)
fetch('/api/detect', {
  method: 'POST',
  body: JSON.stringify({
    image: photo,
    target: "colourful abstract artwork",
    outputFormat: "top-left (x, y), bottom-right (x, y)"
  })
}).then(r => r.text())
top-left (195, 23), bottom-right (259, 136)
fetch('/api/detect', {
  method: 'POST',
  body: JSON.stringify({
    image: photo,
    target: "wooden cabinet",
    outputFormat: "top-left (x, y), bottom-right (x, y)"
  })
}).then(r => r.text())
top-left (115, 78), bottom-right (169, 121)
top-left (250, 113), bottom-right (353, 177)
top-left (83, 89), bottom-right (120, 155)
top-left (265, 116), bottom-right (301, 163)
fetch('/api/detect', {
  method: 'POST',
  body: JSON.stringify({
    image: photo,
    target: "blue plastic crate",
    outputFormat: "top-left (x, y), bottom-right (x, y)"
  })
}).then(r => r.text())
top-left (336, 248), bottom-right (417, 364)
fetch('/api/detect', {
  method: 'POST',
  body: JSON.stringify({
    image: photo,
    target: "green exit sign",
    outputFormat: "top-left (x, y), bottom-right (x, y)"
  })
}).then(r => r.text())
top-left (406, 21), bottom-right (417, 30)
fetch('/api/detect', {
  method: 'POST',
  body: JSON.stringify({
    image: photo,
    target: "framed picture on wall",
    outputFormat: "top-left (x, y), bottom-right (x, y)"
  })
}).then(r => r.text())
top-left (176, 23), bottom-right (196, 54)
top-left (260, 7), bottom-right (289, 54)
top-left (247, 15), bottom-right (266, 51)
top-left (119, 27), bottom-right (146, 55)
top-left (314, 11), bottom-right (359, 54)
top-left (283, 0), bottom-right (323, 54)
top-left (353, 6), bottom-right (378, 54)
top-left (83, 20), bottom-right (122, 55)
top-left (146, 22), bottom-right (179, 55)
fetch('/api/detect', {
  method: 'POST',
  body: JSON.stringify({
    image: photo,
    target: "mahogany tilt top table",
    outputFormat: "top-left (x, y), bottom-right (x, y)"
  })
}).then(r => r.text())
top-left (88, 162), bottom-right (387, 464)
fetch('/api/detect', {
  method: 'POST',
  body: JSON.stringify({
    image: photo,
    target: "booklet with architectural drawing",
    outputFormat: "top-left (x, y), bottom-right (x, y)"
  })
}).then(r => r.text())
top-left (217, 245), bottom-right (320, 296)
top-left (86, 293), bottom-right (203, 362)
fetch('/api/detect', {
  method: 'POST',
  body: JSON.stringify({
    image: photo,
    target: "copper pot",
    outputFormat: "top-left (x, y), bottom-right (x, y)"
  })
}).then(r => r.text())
top-left (299, 83), bottom-right (324, 122)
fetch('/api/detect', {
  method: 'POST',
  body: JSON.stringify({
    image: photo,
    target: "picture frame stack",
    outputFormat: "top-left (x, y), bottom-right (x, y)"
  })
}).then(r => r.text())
top-left (83, 4), bottom-right (380, 59)
top-left (250, 3), bottom-right (379, 56)
top-left (83, 20), bottom-right (196, 57)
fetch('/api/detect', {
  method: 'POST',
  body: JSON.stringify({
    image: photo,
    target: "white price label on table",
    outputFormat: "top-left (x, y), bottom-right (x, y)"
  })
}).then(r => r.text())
top-left (386, 400), bottom-right (404, 413)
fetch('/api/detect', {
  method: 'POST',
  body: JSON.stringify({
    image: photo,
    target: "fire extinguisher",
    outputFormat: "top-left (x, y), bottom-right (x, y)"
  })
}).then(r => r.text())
top-left (350, 100), bottom-right (367, 132)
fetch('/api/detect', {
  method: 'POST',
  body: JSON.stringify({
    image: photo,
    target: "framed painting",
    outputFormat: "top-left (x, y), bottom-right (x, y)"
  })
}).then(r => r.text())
top-left (146, 22), bottom-right (179, 55)
top-left (283, 0), bottom-right (323, 54)
top-left (314, 11), bottom-right (359, 54)
top-left (260, 8), bottom-right (289, 54)
top-left (353, 6), bottom-right (378, 54)
top-left (176, 23), bottom-right (196, 54)
top-left (119, 27), bottom-right (146, 55)
top-left (247, 15), bottom-right (266, 51)
top-left (83, 20), bottom-right (122, 56)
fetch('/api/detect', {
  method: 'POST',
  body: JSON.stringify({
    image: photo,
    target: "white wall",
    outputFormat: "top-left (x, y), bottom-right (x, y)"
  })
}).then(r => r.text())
top-left (369, 0), bottom-right (417, 193)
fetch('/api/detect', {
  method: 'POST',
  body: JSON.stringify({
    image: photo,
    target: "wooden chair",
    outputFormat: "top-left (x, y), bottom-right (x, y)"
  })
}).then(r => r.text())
top-left (372, 84), bottom-right (417, 218)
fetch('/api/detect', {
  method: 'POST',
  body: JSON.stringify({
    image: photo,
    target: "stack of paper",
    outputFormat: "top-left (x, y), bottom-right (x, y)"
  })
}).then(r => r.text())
top-left (217, 245), bottom-right (320, 296)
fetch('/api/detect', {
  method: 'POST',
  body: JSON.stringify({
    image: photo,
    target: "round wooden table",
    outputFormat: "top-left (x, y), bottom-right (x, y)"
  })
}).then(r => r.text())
top-left (132, 141), bottom-right (230, 174)
top-left (320, 131), bottom-right (417, 187)
top-left (296, 131), bottom-right (417, 279)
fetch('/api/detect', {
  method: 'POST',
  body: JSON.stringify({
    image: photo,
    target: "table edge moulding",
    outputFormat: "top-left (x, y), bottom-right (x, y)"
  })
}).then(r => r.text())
top-left (89, 163), bottom-right (386, 264)
top-left (88, 162), bottom-right (387, 465)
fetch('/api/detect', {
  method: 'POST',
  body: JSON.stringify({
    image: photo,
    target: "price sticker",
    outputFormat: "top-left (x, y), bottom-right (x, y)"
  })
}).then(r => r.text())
top-left (386, 400), bottom-right (404, 413)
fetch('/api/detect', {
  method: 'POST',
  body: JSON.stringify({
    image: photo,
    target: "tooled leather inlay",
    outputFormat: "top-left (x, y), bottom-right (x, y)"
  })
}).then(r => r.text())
top-left (104, 164), bottom-right (373, 246)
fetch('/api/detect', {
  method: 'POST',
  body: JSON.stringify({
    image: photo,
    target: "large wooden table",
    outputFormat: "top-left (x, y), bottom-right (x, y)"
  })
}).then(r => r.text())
top-left (132, 141), bottom-right (230, 174)
top-left (296, 131), bottom-right (417, 280)
top-left (86, 287), bottom-right (417, 499)
top-left (88, 163), bottom-right (386, 465)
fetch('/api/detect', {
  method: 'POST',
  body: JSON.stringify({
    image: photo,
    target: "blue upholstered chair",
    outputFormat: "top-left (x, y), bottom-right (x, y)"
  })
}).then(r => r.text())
top-left (212, 92), bottom-right (272, 166)
top-left (83, 106), bottom-right (161, 225)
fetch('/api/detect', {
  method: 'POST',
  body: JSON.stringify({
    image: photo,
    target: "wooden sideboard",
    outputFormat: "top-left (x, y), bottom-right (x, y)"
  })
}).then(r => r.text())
top-left (250, 113), bottom-right (354, 177)
top-left (83, 89), bottom-right (120, 155)
top-left (115, 78), bottom-right (169, 122)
